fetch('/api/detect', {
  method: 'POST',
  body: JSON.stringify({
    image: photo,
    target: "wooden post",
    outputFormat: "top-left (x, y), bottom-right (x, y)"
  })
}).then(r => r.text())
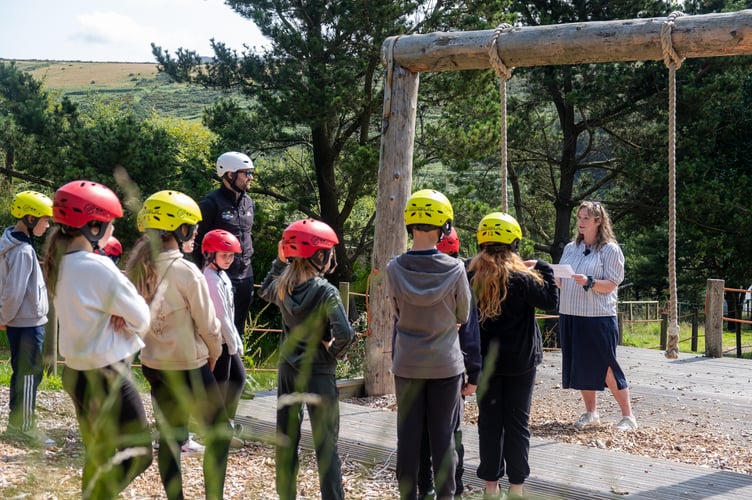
top-left (706, 279), bottom-right (724, 358)
top-left (368, 61), bottom-right (419, 396)
top-left (660, 312), bottom-right (667, 351)
top-left (691, 304), bottom-right (699, 352)
top-left (338, 282), bottom-right (350, 319)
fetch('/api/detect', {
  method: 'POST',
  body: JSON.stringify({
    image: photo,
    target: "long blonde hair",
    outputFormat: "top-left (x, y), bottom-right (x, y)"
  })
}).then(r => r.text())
top-left (125, 232), bottom-right (169, 304)
top-left (574, 201), bottom-right (618, 249)
top-left (469, 245), bottom-right (543, 322)
top-left (42, 226), bottom-right (79, 298)
top-left (276, 258), bottom-right (319, 301)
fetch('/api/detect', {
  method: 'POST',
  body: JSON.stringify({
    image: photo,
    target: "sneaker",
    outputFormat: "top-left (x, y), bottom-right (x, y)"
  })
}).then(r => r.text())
top-left (574, 411), bottom-right (600, 429)
top-left (180, 435), bottom-right (205, 455)
top-left (616, 415), bottom-right (638, 431)
top-left (6, 425), bottom-right (55, 448)
top-left (229, 436), bottom-right (245, 449)
top-left (418, 488), bottom-right (436, 500)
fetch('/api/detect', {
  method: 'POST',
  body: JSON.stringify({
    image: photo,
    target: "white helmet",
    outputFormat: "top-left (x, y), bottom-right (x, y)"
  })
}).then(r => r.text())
top-left (216, 151), bottom-right (254, 177)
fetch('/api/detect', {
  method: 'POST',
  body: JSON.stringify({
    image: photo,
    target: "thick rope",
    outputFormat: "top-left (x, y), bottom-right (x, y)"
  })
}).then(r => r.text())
top-left (488, 23), bottom-right (514, 212)
top-left (662, 11), bottom-right (685, 360)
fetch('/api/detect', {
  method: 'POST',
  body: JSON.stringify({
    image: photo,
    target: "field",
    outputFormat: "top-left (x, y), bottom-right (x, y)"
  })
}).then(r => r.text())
top-left (3, 59), bottom-right (235, 121)
top-left (8, 60), bottom-right (159, 89)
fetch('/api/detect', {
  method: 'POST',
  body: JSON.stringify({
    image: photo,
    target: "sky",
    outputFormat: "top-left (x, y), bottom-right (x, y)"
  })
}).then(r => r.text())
top-left (0, 0), bottom-right (270, 63)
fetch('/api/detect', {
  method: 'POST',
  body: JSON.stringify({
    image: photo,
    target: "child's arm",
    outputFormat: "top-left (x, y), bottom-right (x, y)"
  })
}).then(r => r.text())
top-left (0, 248), bottom-right (34, 326)
top-left (322, 288), bottom-right (355, 359)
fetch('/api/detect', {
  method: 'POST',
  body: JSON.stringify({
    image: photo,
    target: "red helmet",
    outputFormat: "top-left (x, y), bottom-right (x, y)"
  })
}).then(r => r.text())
top-left (282, 219), bottom-right (339, 259)
top-left (437, 227), bottom-right (460, 255)
top-left (202, 229), bottom-right (241, 254)
top-left (53, 180), bottom-right (123, 228)
top-left (102, 236), bottom-right (123, 257)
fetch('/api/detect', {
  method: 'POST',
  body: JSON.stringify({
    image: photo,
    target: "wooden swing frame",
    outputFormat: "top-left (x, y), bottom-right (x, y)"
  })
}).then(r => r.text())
top-left (366, 10), bottom-right (752, 395)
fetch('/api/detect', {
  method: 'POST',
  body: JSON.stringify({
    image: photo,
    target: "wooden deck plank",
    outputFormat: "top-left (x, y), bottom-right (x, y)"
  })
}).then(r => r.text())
top-left (237, 347), bottom-right (752, 499)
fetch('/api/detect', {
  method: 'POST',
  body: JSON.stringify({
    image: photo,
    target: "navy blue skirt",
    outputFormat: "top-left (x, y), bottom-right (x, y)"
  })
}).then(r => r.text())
top-left (558, 314), bottom-right (628, 391)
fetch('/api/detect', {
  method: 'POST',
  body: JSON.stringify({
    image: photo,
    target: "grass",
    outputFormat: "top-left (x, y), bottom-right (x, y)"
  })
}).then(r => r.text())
top-left (620, 320), bottom-right (752, 359)
top-left (0, 351), bottom-right (278, 395)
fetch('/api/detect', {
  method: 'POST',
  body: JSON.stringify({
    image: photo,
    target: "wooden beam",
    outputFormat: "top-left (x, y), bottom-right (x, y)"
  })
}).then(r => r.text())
top-left (382, 10), bottom-right (752, 73)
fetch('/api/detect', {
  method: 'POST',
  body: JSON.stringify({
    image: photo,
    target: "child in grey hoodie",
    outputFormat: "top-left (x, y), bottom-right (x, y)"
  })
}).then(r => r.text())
top-left (386, 189), bottom-right (471, 500)
top-left (0, 190), bottom-right (54, 447)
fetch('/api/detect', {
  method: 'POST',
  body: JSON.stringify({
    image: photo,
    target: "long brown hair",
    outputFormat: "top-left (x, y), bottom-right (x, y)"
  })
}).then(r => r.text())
top-left (468, 245), bottom-right (543, 322)
top-left (276, 258), bottom-right (319, 302)
top-left (574, 201), bottom-right (618, 249)
top-left (125, 232), bottom-right (168, 304)
top-left (42, 226), bottom-right (80, 298)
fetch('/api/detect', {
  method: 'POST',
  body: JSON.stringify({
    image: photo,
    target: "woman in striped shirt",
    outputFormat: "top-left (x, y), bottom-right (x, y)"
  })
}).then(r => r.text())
top-left (557, 201), bottom-right (637, 432)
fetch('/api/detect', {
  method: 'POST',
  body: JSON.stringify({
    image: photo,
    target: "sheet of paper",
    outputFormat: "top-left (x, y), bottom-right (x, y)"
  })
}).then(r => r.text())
top-left (550, 264), bottom-right (574, 279)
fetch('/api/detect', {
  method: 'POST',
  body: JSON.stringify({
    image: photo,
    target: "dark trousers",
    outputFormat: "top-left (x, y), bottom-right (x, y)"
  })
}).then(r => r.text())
top-left (62, 362), bottom-right (153, 500)
top-left (213, 345), bottom-right (247, 419)
top-left (395, 374), bottom-right (462, 500)
top-left (7, 325), bottom-right (45, 431)
top-left (142, 364), bottom-right (232, 500)
top-left (231, 275), bottom-right (254, 338)
top-left (476, 368), bottom-right (536, 486)
top-left (276, 362), bottom-right (344, 500)
top-left (418, 397), bottom-right (464, 497)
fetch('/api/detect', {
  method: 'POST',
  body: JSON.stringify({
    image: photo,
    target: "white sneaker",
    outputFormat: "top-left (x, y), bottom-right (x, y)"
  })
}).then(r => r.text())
top-left (574, 411), bottom-right (600, 429)
top-left (616, 415), bottom-right (638, 431)
top-left (180, 435), bottom-right (205, 455)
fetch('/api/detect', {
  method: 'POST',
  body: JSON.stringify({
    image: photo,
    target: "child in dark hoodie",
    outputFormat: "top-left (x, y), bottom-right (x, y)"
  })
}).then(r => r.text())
top-left (258, 218), bottom-right (355, 500)
top-left (0, 190), bottom-right (54, 447)
top-left (386, 189), bottom-right (472, 500)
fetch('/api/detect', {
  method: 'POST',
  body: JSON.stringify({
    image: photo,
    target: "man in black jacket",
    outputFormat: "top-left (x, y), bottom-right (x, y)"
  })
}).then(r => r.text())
top-left (193, 151), bottom-right (255, 341)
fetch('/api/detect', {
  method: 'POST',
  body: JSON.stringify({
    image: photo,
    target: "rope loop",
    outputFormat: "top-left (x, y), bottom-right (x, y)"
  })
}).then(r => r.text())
top-left (489, 23), bottom-right (515, 81)
top-left (661, 11), bottom-right (685, 71)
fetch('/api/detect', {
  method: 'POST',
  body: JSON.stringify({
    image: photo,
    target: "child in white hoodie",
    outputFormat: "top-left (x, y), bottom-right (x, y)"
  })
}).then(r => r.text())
top-left (43, 180), bottom-right (152, 499)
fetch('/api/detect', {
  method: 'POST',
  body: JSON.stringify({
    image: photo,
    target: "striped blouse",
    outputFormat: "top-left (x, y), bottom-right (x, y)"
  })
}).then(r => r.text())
top-left (558, 241), bottom-right (624, 317)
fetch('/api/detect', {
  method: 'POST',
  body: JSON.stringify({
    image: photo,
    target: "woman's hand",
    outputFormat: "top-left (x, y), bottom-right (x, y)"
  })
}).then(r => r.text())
top-left (277, 240), bottom-right (286, 261)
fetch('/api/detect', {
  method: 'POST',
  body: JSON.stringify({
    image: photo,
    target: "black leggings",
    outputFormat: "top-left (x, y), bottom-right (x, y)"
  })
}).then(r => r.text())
top-left (231, 275), bottom-right (254, 337)
top-left (62, 362), bottom-right (153, 500)
top-left (213, 344), bottom-right (247, 419)
top-left (142, 364), bottom-right (232, 500)
top-left (476, 368), bottom-right (537, 486)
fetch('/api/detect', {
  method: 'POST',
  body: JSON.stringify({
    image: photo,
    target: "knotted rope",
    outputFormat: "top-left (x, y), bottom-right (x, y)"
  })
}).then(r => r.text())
top-left (488, 23), bottom-right (515, 212)
top-left (662, 11), bottom-right (685, 360)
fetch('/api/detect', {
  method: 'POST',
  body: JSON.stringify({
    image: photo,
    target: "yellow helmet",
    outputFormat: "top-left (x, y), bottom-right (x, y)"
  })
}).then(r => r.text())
top-left (11, 190), bottom-right (53, 219)
top-left (404, 189), bottom-right (453, 231)
top-left (477, 212), bottom-right (522, 245)
top-left (138, 190), bottom-right (201, 233)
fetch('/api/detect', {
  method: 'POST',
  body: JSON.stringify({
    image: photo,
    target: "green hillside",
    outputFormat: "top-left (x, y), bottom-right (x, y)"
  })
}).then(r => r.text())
top-left (3, 60), bottom-right (236, 121)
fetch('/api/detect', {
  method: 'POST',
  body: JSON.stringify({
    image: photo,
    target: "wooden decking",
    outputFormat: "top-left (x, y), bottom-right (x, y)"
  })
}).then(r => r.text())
top-left (236, 347), bottom-right (752, 499)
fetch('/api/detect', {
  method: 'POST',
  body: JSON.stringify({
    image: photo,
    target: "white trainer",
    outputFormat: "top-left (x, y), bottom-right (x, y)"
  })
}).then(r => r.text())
top-left (180, 435), bottom-right (205, 455)
top-left (616, 415), bottom-right (638, 431)
top-left (573, 411), bottom-right (600, 429)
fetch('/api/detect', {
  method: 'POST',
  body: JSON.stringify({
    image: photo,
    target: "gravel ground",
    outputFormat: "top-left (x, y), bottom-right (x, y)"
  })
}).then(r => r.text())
top-left (2, 365), bottom-right (751, 499)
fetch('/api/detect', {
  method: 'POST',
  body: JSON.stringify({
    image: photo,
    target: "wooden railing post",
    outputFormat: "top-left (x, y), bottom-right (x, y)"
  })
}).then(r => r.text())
top-left (338, 282), bottom-right (350, 318)
top-left (659, 312), bottom-right (667, 350)
top-left (691, 304), bottom-right (699, 352)
top-left (706, 279), bottom-right (724, 358)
